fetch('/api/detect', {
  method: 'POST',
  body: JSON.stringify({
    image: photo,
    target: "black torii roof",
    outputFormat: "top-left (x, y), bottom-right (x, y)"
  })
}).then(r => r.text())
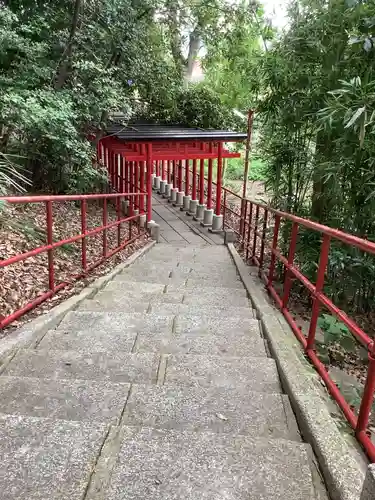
top-left (106, 122), bottom-right (247, 143)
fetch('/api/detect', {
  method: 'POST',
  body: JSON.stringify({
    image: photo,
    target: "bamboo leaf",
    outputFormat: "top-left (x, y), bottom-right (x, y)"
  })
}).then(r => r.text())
top-left (344, 107), bottom-right (366, 129)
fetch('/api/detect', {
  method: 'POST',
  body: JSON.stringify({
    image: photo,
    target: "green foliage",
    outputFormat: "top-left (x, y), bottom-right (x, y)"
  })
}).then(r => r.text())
top-left (225, 157), bottom-right (267, 181)
top-left (0, 0), bottom-right (250, 195)
top-left (176, 86), bottom-right (243, 130)
top-left (239, 0), bottom-right (375, 315)
top-left (317, 314), bottom-right (356, 352)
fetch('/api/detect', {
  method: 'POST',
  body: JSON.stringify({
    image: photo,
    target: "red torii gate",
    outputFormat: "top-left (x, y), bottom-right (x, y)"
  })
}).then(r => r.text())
top-left (97, 123), bottom-right (247, 230)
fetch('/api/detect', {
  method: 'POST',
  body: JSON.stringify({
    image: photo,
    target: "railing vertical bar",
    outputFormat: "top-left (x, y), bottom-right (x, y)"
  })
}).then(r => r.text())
top-left (282, 222), bottom-right (299, 309)
top-left (259, 208), bottom-right (268, 270)
top-left (146, 143), bottom-right (153, 222)
top-left (307, 234), bottom-right (331, 351)
top-left (81, 199), bottom-right (87, 272)
top-left (178, 160), bottom-right (183, 193)
top-left (185, 159), bottom-right (190, 195)
top-left (252, 204), bottom-right (260, 260)
top-left (116, 196), bottom-right (121, 247)
top-left (215, 142), bottom-right (223, 216)
top-left (268, 214), bottom-right (281, 288)
top-left (246, 202), bottom-right (253, 260)
top-left (139, 160), bottom-right (145, 213)
top-left (199, 158), bottom-right (205, 205)
top-left (192, 159), bottom-right (197, 201)
top-left (207, 144), bottom-right (213, 209)
top-left (46, 201), bottom-right (54, 291)
top-left (357, 351), bottom-right (375, 435)
top-left (103, 198), bottom-right (108, 257)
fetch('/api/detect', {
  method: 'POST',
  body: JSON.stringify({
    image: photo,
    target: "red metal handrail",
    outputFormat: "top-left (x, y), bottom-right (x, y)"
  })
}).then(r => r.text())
top-left (220, 195), bottom-right (375, 462)
top-left (172, 157), bottom-right (375, 461)
top-left (0, 192), bottom-right (146, 329)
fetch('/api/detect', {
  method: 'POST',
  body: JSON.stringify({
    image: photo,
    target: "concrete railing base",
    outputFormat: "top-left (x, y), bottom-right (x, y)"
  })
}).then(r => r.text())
top-left (169, 188), bottom-right (178, 204)
top-left (209, 214), bottom-right (223, 233)
top-left (159, 180), bottom-right (167, 195)
top-left (173, 191), bottom-right (184, 207)
top-left (194, 203), bottom-right (206, 221)
top-left (181, 195), bottom-right (191, 212)
top-left (200, 208), bottom-right (214, 227)
top-left (147, 220), bottom-right (160, 242)
top-left (153, 176), bottom-right (161, 191)
top-left (163, 183), bottom-right (172, 199)
top-left (187, 199), bottom-right (199, 217)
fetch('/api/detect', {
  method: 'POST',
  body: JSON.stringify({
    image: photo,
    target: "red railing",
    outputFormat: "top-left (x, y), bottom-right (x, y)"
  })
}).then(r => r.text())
top-left (0, 192), bottom-right (146, 329)
top-left (224, 197), bottom-right (375, 463)
top-left (165, 158), bottom-right (375, 462)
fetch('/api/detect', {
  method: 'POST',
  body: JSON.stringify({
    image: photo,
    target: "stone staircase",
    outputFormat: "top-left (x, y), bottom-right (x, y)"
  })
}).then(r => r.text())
top-left (0, 243), bottom-right (325, 499)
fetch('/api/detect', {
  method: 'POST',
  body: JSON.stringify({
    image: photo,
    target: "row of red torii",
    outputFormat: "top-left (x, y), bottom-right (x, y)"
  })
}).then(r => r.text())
top-left (97, 129), bottom-right (246, 232)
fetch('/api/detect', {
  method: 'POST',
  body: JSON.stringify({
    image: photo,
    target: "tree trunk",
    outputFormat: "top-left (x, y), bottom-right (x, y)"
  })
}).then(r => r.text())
top-left (168, 3), bottom-right (185, 78)
top-left (185, 29), bottom-right (200, 85)
top-left (55, 0), bottom-right (82, 89)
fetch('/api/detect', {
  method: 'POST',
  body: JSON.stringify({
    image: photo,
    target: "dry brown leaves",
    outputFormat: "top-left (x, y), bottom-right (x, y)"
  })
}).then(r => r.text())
top-left (0, 200), bottom-right (149, 336)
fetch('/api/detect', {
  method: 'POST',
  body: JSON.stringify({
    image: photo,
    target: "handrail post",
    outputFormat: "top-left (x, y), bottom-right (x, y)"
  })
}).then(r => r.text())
top-left (81, 199), bottom-right (87, 272)
top-left (268, 214), bottom-right (281, 289)
top-left (139, 160), bottom-right (145, 213)
top-left (201, 143), bottom-right (214, 227)
top-left (188, 159), bottom-right (198, 216)
top-left (282, 222), bottom-right (299, 310)
top-left (211, 142), bottom-right (223, 232)
top-left (259, 208), bottom-right (268, 272)
top-left (146, 143), bottom-right (153, 223)
top-left (194, 157), bottom-right (206, 221)
top-left (46, 201), bottom-right (54, 291)
top-left (182, 159), bottom-right (191, 211)
top-left (307, 234), bottom-right (331, 352)
top-left (175, 160), bottom-right (184, 207)
top-left (356, 344), bottom-right (375, 438)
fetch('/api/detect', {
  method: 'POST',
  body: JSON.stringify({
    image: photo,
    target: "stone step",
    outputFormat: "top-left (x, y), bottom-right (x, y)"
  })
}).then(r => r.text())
top-left (122, 385), bottom-right (299, 441)
top-left (0, 376), bottom-right (129, 423)
top-left (175, 314), bottom-right (260, 336)
top-left (55, 311), bottom-right (174, 337)
top-left (185, 276), bottom-right (244, 288)
top-left (129, 262), bottom-right (240, 279)
top-left (104, 427), bottom-right (314, 500)
top-left (77, 296), bottom-right (253, 318)
top-left (164, 355), bottom-right (281, 392)
top-left (0, 413), bottom-right (108, 500)
top-left (148, 302), bottom-right (254, 317)
top-left (39, 322), bottom-right (266, 357)
top-left (92, 283), bottom-right (249, 304)
top-left (115, 269), bottom-right (243, 288)
top-left (115, 270), bottom-right (187, 285)
top-left (3, 349), bottom-right (160, 384)
top-left (105, 279), bottom-right (248, 300)
top-left (134, 330), bottom-right (267, 357)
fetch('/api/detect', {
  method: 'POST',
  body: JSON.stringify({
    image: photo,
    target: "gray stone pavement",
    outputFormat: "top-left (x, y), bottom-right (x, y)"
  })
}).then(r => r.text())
top-left (0, 191), bottom-right (326, 499)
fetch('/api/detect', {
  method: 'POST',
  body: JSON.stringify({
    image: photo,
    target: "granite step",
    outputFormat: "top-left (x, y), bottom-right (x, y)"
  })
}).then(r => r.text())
top-left (164, 354), bottom-right (281, 392)
top-left (0, 376), bottom-right (130, 423)
top-left (174, 314), bottom-right (261, 335)
top-left (103, 427), bottom-right (315, 500)
top-left (133, 331), bottom-right (267, 357)
top-left (54, 311), bottom-right (174, 337)
top-left (122, 384), bottom-right (299, 440)
top-left (37, 311), bottom-right (266, 357)
top-left (104, 280), bottom-right (248, 300)
top-left (3, 349), bottom-right (160, 384)
top-left (114, 269), bottom-right (243, 287)
top-left (0, 413), bottom-right (108, 500)
top-left (147, 302), bottom-right (254, 317)
top-left (78, 296), bottom-right (254, 318)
